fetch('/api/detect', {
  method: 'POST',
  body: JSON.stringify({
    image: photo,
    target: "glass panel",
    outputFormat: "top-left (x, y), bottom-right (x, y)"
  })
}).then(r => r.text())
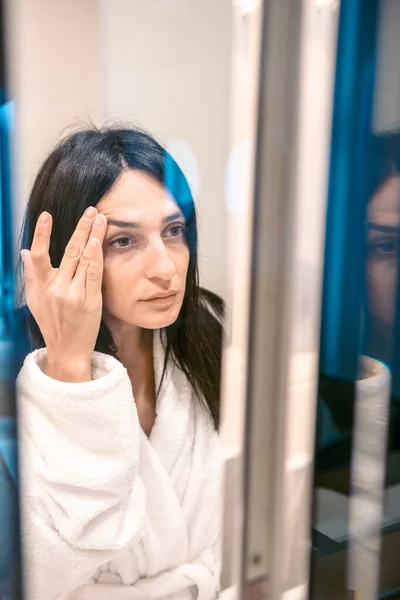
top-left (7, 2), bottom-right (233, 599)
top-left (311, 1), bottom-right (400, 598)
top-left (4, 2), bottom-right (257, 599)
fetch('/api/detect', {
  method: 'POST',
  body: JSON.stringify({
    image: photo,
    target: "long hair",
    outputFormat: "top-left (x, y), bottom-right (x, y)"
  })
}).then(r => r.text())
top-left (21, 126), bottom-right (224, 429)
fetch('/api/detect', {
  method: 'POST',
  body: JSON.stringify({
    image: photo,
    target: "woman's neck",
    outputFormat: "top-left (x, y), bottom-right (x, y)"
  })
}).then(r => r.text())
top-left (104, 317), bottom-right (157, 435)
top-left (116, 328), bottom-right (153, 371)
top-left (103, 314), bottom-right (154, 388)
top-left (103, 314), bottom-right (153, 366)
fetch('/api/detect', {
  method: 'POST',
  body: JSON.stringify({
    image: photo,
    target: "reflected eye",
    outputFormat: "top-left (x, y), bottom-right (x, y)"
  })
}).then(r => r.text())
top-left (377, 241), bottom-right (395, 254)
top-left (369, 237), bottom-right (398, 258)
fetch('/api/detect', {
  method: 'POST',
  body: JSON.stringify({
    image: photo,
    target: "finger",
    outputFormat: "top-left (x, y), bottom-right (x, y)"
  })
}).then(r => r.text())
top-left (57, 206), bottom-right (98, 282)
top-left (71, 214), bottom-right (107, 287)
top-left (21, 250), bottom-right (38, 309)
top-left (20, 249), bottom-right (34, 288)
top-left (29, 212), bottom-right (53, 283)
top-left (89, 213), bottom-right (107, 246)
top-left (72, 236), bottom-right (97, 289)
top-left (86, 238), bottom-right (104, 299)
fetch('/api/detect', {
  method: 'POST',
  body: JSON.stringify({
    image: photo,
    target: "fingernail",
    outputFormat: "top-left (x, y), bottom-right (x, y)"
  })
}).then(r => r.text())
top-left (20, 250), bottom-right (27, 264)
top-left (94, 214), bottom-right (105, 226)
top-left (85, 206), bottom-right (97, 218)
top-left (40, 212), bottom-right (50, 224)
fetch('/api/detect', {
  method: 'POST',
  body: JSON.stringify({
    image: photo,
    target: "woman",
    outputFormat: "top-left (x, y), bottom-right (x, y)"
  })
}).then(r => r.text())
top-left (365, 133), bottom-right (400, 366)
top-left (315, 133), bottom-right (400, 459)
top-left (17, 126), bottom-right (224, 600)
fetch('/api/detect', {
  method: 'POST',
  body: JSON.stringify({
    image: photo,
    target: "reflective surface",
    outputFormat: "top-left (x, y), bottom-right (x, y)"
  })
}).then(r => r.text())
top-left (5, 1), bottom-right (400, 599)
top-left (6, 2), bottom-right (234, 599)
top-left (311, 1), bottom-right (400, 598)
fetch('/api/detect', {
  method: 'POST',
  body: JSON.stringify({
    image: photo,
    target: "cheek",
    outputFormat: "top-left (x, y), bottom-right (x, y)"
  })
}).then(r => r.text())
top-left (179, 247), bottom-right (190, 278)
top-left (101, 261), bottom-right (139, 305)
top-left (367, 262), bottom-right (397, 324)
top-left (175, 250), bottom-right (190, 294)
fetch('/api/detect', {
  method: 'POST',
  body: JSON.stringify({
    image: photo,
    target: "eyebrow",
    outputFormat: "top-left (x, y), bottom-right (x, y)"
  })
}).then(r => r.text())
top-left (106, 211), bottom-right (184, 230)
top-left (366, 222), bottom-right (400, 234)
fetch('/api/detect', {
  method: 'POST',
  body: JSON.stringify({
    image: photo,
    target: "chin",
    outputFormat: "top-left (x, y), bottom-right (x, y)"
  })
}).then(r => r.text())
top-left (133, 305), bottom-right (182, 330)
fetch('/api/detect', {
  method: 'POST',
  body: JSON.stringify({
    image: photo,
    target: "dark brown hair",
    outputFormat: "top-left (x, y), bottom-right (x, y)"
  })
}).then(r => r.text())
top-left (21, 126), bottom-right (224, 428)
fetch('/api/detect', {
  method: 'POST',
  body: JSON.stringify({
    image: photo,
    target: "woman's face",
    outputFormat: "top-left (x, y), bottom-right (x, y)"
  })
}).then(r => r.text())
top-left (367, 175), bottom-right (400, 331)
top-left (96, 169), bottom-right (190, 331)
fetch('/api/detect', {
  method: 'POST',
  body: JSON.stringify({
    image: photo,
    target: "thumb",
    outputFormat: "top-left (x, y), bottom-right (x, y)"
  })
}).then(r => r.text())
top-left (20, 249), bottom-right (34, 285)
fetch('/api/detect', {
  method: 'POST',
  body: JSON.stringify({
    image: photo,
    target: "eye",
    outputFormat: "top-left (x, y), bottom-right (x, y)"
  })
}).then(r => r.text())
top-left (109, 236), bottom-right (134, 249)
top-left (369, 237), bottom-right (397, 257)
top-left (166, 224), bottom-right (185, 238)
top-left (377, 241), bottom-right (395, 254)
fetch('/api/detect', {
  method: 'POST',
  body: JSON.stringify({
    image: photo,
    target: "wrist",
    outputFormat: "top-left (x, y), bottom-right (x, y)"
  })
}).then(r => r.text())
top-left (44, 354), bottom-right (92, 383)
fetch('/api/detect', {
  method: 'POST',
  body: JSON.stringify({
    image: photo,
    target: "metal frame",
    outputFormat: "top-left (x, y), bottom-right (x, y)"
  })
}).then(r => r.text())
top-left (236, 1), bottom-right (339, 598)
top-left (241, 0), bottom-right (304, 592)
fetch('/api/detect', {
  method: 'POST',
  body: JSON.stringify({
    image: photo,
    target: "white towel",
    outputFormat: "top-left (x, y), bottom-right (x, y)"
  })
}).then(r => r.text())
top-left (17, 331), bottom-right (222, 600)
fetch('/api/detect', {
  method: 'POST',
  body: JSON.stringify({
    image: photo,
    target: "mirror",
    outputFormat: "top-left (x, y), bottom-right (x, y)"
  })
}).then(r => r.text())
top-left (311, 1), bottom-right (400, 598)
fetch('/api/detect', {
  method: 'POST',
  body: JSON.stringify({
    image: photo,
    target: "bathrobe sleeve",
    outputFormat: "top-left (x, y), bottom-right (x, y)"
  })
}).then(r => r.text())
top-left (17, 348), bottom-right (146, 599)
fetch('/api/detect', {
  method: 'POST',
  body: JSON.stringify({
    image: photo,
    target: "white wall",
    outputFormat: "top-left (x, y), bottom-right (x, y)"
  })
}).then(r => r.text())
top-left (7, 0), bottom-right (103, 244)
top-left (100, 0), bottom-right (231, 299)
top-left (373, 0), bottom-right (400, 133)
top-left (7, 0), bottom-right (232, 300)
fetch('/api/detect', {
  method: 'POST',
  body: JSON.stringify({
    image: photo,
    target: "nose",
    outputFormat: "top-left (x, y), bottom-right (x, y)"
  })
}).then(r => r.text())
top-left (145, 238), bottom-right (177, 281)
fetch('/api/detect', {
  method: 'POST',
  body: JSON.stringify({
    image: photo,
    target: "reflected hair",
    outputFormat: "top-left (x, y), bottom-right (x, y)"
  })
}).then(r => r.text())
top-left (21, 126), bottom-right (224, 429)
top-left (367, 132), bottom-right (400, 200)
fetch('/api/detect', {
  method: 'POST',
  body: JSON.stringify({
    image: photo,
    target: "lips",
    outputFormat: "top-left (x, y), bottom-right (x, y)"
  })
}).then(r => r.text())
top-left (143, 292), bottom-right (178, 303)
top-left (149, 292), bottom-right (176, 300)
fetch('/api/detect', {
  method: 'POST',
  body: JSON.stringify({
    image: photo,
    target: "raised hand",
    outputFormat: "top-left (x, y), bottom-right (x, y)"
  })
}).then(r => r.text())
top-left (21, 207), bottom-right (108, 382)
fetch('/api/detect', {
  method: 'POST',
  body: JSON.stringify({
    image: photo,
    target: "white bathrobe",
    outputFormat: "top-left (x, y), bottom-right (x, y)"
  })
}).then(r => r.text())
top-left (17, 331), bottom-right (222, 600)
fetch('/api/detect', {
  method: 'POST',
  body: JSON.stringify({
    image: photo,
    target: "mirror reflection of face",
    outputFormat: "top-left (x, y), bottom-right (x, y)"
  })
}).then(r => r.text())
top-left (96, 169), bottom-right (190, 331)
top-left (367, 175), bottom-right (400, 330)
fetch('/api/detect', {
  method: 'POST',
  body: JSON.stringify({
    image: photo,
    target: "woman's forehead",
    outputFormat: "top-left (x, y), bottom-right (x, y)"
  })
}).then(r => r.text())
top-left (368, 176), bottom-right (400, 225)
top-left (97, 169), bottom-right (179, 218)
